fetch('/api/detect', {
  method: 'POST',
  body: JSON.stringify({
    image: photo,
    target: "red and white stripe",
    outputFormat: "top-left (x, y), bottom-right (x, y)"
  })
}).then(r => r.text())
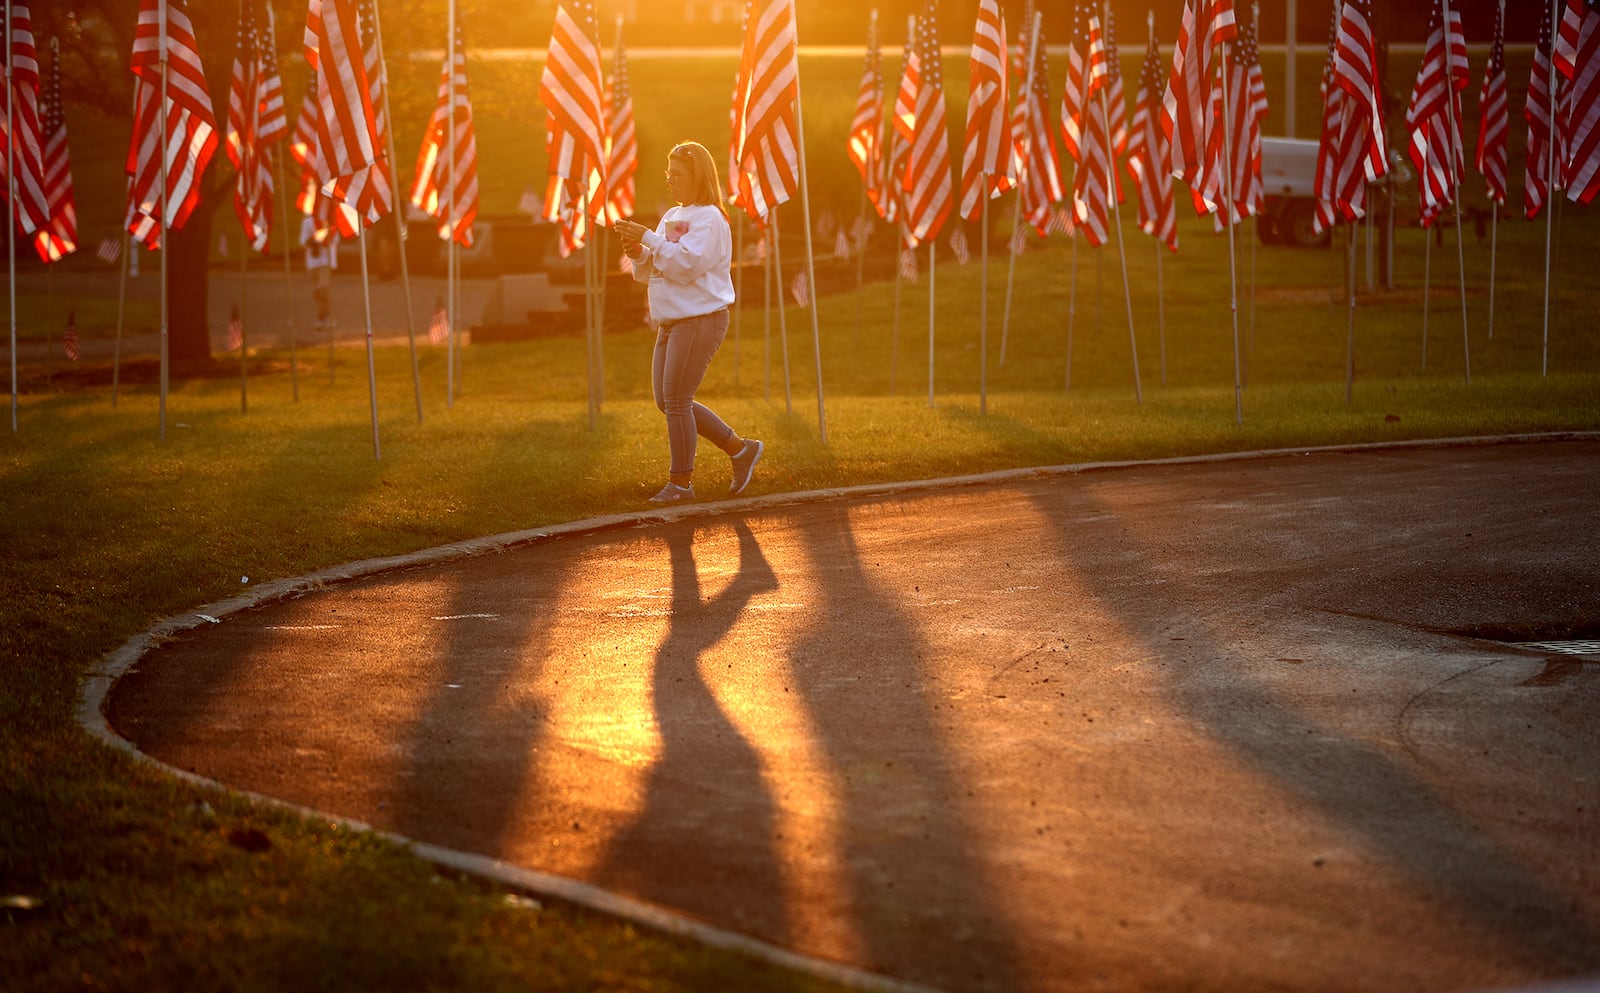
top-left (1554, 0), bottom-right (1600, 204)
top-left (731, 0), bottom-right (799, 222)
top-left (602, 25), bottom-right (636, 222)
top-left (1313, 0), bottom-right (1387, 232)
top-left (410, 26), bottom-right (478, 247)
top-left (3, 3), bottom-right (49, 240)
top-left (1012, 16), bottom-right (1064, 237)
top-left (539, 0), bottom-right (607, 247)
top-left (892, 0), bottom-right (953, 249)
top-left (1071, 13), bottom-right (1115, 247)
top-left (1476, 2), bottom-right (1508, 207)
top-left (958, 0), bottom-right (1012, 222)
top-left (848, 13), bottom-right (884, 221)
top-left (1220, 8), bottom-right (1268, 223)
top-left (35, 35), bottom-right (75, 262)
top-left (126, 0), bottom-right (217, 248)
top-left (303, 0), bottom-right (380, 238)
top-left (228, 0), bottom-right (285, 253)
top-left (1405, 0), bottom-right (1469, 228)
top-left (1161, 0), bottom-right (1236, 216)
top-left (1525, 12), bottom-right (1566, 218)
top-left (1127, 25), bottom-right (1176, 252)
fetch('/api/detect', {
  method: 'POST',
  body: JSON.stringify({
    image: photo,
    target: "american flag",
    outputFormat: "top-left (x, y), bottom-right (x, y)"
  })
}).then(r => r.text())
top-left (1476, 1), bottom-right (1508, 207)
top-left (303, 0), bottom-right (381, 239)
top-left (540, 0), bottom-right (607, 251)
top-left (848, 13), bottom-right (885, 223)
top-left (1071, 13), bottom-right (1115, 247)
top-left (126, 0), bottom-right (217, 249)
top-left (603, 23), bottom-right (636, 223)
top-left (290, 73), bottom-right (334, 238)
top-left (429, 296), bottom-right (450, 344)
top-left (728, 0), bottom-right (754, 200)
top-left (354, 0), bottom-right (395, 226)
top-left (731, 0), bottom-right (800, 223)
top-left (3, 4), bottom-right (49, 242)
top-left (227, 305), bottom-right (244, 351)
top-left (789, 269), bottom-right (810, 307)
top-left (1127, 24), bottom-right (1177, 252)
top-left (1102, 6), bottom-right (1128, 157)
top-left (228, 0), bottom-right (287, 254)
top-left (876, 15), bottom-right (913, 228)
top-left (947, 224), bottom-right (970, 263)
top-left (1312, 0), bottom-right (1387, 232)
top-left (1220, 5), bottom-right (1268, 223)
top-left (1161, 0), bottom-right (1236, 216)
top-left (1012, 17), bottom-right (1064, 238)
top-left (898, 246), bottom-right (918, 281)
top-left (96, 237), bottom-right (121, 264)
top-left (541, 0), bottom-right (606, 230)
top-left (1405, 0), bottom-right (1469, 227)
top-left (1554, 0), bottom-right (1600, 204)
top-left (892, 0), bottom-right (954, 249)
top-left (1060, 1), bottom-right (1094, 164)
top-left (63, 311), bottom-right (79, 362)
top-left (35, 36), bottom-right (76, 262)
top-left (1525, 9), bottom-right (1567, 218)
top-left (410, 22), bottom-right (479, 246)
top-left (958, 0), bottom-right (1012, 222)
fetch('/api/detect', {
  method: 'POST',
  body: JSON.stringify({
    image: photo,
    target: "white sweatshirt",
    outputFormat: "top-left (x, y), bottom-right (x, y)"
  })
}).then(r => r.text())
top-left (630, 203), bottom-right (736, 323)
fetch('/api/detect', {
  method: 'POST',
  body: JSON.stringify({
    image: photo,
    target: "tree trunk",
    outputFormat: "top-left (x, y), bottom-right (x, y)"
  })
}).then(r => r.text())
top-left (167, 212), bottom-right (214, 367)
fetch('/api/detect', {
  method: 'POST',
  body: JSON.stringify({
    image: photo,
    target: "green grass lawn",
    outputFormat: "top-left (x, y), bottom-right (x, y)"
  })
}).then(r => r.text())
top-left (6, 34), bottom-right (1600, 991)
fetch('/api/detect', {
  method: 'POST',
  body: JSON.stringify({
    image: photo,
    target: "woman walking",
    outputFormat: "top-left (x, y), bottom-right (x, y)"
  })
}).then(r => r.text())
top-left (616, 140), bottom-right (763, 505)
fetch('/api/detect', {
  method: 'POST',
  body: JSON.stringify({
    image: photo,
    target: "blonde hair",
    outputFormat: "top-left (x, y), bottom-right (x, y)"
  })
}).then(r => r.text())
top-left (669, 141), bottom-right (727, 216)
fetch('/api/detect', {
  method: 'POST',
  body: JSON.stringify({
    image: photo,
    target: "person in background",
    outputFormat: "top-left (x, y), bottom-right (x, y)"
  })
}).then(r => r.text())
top-left (300, 214), bottom-right (338, 329)
top-left (615, 140), bottom-right (763, 506)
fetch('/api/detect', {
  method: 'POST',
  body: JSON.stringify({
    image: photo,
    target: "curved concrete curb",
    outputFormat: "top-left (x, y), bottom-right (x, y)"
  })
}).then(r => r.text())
top-left (76, 430), bottom-right (1600, 993)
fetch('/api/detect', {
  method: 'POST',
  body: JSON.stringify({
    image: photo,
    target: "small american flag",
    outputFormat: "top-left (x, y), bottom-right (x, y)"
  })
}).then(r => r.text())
top-left (1553, 0), bottom-right (1599, 205)
top-left (958, 0), bottom-right (1013, 221)
top-left (947, 225), bottom-right (970, 264)
top-left (429, 298), bottom-right (450, 344)
top-left (1405, 0), bottom-right (1469, 228)
top-left (37, 36), bottom-right (76, 262)
top-left (603, 20), bottom-right (636, 223)
top-left (730, 0), bottom-right (800, 221)
top-left (304, 0), bottom-right (382, 238)
top-left (539, 0), bottom-right (607, 249)
top-left (898, 247), bottom-right (919, 281)
top-left (789, 270), bottom-right (810, 308)
top-left (5, 4), bottom-right (51, 244)
top-left (96, 237), bottom-right (122, 265)
top-left (893, 0), bottom-right (955, 249)
top-left (227, 0), bottom-right (286, 254)
top-left (1008, 225), bottom-right (1028, 256)
top-left (1525, 11), bottom-right (1564, 219)
top-left (834, 228), bottom-right (851, 258)
top-left (126, 0), bottom-right (218, 247)
top-left (848, 12), bottom-right (885, 222)
top-left (1162, 0), bottom-right (1237, 217)
top-left (410, 21), bottom-right (480, 246)
top-left (1012, 16), bottom-right (1065, 238)
top-left (1222, 5), bottom-right (1269, 223)
top-left (1128, 23), bottom-right (1178, 251)
top-left (227, 305), bottom-right (244, 352)
top-left (1475, 1), bottom-right (1508, 207)
top-left (1070, 12), bottom-right (1114, 247)
top-left (1313, 0), bottom-right (1388, 232)
top-left (63, 311), bottom-right (79, 362)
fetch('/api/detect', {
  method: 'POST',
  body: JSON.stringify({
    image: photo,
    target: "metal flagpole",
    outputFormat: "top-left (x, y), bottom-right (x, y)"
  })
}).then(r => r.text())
top-left (1442, 0), bottom-right (1469, 385)
top-left (763, 223), bottom-right (772, 401)
top-left (1345, 220), bottom-right (1357, 402)
top-left (1216, 38), bottom-right (1244, 424)
top-left (368, 0), bottom-right (423, 423)
top-left (1422, 221), bottom-right (1432, 369)
top-left (1156, 238), bottom-right (1166, 385)
top-left (585, 218), bottom-right (597, 430)
top-left (275, 155), bottom-right (299, 400)
top-left (1001, 8), bottom-right (1040, 368)
top-left (358, 226), bottom-right (380, 459)
top-left (890, 234), bottom-right (901, 394)
top-left (6, 0), bottom-right (16, 431)
top-left (158, 0), bottom-right (170, 440)
top-left (1541, 0), bottom-right (1557, 377)
top-left (1099, 19), bottom-right (1141, 405)
top-left (447, 0), bottom-right (457, 407)
top-left (792, 72), bottom-right (828, 442)
top-left (926, 241), bottom-right (935, 406)
top-left (979, 198), bottom-right (988, 415)
top-left (1487, 201), bottom-right (1497, 339)
top-left (113, 229), bottom-right (130, 407)
top-left (770, 207), bottom-right (792, 413)
top-left (239, 239), bottom-right (249, 412)
top-left (1066, 191), bottom-right (1077, 391)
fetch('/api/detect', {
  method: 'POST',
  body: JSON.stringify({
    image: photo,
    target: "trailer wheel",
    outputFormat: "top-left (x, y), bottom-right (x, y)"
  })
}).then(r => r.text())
top-left (1280, 200), bottom-right (1332, 249)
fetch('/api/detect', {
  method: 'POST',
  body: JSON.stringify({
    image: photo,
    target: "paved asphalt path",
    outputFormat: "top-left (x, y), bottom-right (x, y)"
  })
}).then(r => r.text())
top-left (105, 439), bottom-right (1600, 993)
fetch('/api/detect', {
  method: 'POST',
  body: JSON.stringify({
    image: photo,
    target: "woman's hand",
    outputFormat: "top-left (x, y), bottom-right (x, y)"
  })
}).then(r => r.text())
top-left (614, 219), bottom-right (649, 245)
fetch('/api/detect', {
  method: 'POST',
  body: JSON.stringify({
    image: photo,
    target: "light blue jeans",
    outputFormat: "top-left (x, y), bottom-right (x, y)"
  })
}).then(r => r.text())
top-left (652, 308), bottom-right (735, 477)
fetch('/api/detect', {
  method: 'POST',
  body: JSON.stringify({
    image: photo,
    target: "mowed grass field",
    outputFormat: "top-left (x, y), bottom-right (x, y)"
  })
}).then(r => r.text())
top-left (4, 43), bottom-right (1600, 993)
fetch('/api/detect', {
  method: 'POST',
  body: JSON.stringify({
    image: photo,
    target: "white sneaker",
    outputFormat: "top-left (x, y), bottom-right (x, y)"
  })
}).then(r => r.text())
top-left (728, 440), bottom-right (764, 496)
top-left (647, 481), bottom-right (696, 505)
